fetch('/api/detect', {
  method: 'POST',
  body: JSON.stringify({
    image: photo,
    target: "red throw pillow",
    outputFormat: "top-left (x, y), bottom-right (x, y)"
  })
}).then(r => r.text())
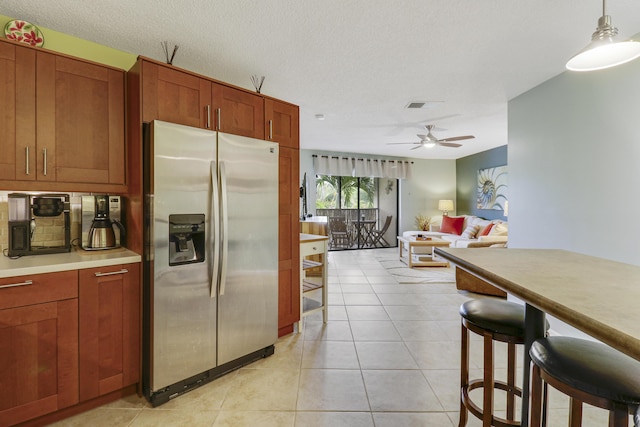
top-left (480, 223), bottom-right (494, 236)
top-left (440, 216), bottom-right (465, 235)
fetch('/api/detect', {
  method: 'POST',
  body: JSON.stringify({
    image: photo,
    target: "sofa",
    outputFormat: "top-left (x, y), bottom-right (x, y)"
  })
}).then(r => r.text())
top-left (403, 215), bottom-right (508, 248)
top-left (402, 215), bottom-right (508, 297)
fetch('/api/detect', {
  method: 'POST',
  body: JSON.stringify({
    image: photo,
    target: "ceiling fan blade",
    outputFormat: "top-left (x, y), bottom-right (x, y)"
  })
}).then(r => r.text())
top-left (416, 134), bottom-right (428, 139)
top-left (441, 135), bottom-right (475, 142)
top-left (387, 142), bottom-right (421, 145)
top-left (410, 144), bottom-right (425, 150)
top-left (438, 142), bottom-right (462, 148)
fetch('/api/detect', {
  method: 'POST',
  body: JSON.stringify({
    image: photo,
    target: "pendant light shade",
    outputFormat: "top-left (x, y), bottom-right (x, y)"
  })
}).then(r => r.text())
top-left (566, 1), bottom-right (640, 71)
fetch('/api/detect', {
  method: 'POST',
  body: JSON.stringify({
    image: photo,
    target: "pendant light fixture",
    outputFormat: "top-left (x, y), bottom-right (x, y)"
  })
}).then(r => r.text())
top-left (566, 0), bottom-right (640, 71)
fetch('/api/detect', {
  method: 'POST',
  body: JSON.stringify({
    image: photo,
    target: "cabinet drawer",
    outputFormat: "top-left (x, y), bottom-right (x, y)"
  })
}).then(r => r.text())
top-left (0, 270), bottom-right (78, 310)
top-left (301, 240), bottom-right (327, 257)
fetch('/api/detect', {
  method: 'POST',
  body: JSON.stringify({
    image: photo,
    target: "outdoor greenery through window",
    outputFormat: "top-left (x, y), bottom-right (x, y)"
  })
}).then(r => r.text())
top-left (316, 176), bottom-right (377, 209)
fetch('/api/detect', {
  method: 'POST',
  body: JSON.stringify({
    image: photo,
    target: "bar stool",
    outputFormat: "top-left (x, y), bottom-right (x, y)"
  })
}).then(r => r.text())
top-left (529, 337), bottom-right (640, 427)
top-left (459, 299), bottom-right (530, 427)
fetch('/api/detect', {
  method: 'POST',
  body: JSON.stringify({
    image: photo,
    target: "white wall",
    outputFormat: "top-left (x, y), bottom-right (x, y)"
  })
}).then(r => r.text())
top-left (299, 150), bottom-right (456, 237)
top-left (509, 60), bottom-right (640, 265)
top-left (399, 159), bottom-right (456, 233)
top-left (508, 58), bottom-right (640, 336)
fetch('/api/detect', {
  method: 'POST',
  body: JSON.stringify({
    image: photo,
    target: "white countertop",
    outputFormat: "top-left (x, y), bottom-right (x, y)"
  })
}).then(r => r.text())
top-left (301, 216), bottom-right (328, 223)
top-left (0, 247), bottom-right (142, 278)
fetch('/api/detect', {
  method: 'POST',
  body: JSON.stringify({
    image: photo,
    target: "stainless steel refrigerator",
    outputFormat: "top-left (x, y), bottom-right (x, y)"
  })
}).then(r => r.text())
top-left (142, 120), bottom-right (279, 406)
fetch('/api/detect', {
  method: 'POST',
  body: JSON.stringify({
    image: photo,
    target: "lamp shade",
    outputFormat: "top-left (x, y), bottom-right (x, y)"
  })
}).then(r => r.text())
top-left (438, 200), bottom-right (454, 212)
top-left (566, 14), bottom-right (640, 71)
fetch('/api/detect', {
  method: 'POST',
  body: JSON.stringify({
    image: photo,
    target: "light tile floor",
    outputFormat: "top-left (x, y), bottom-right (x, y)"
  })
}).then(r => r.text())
top-left (52, 248), bottom-right (627, 426)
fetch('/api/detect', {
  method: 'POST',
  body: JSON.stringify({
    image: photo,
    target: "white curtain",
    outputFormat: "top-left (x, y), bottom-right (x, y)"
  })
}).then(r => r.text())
top-left (314, 156), bottom-right (354, 176)
top-left (313, 155), bottom-right (412, 179)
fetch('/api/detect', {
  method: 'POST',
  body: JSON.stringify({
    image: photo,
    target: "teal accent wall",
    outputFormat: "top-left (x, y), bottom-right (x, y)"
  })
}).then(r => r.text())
top-left (456, 145), bottom-right (507, 220)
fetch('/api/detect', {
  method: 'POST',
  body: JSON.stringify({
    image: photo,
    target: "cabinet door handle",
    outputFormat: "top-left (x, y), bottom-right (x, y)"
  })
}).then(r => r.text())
top-left (25, 146), bottom-right (30, 175)
top-left (94, 269), bottom-right (129, 277)
top-left (0, 279), bottom-right (33, 289)
top-left (43, 148), bottom-right (47, 176)
top-left (269, 119), bottom-right (273, 140)
top-left (206, 105), bottom-right (211, 129)
top-left (216, 108), bottom-right (221, 130)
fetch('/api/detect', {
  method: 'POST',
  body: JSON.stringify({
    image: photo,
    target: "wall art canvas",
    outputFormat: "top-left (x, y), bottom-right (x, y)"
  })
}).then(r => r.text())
top-left (477, 165), bottom-right (508, 210)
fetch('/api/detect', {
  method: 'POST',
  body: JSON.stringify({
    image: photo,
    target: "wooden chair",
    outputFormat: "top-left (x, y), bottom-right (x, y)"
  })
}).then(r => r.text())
top-left (328, 216), bottom-right (350, 249)
top-left (370, 215), bottom-right (392, 247)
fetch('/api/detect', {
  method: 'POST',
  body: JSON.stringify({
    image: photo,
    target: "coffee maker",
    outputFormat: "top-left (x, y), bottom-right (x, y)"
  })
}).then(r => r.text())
top-left (8, 193), bottom-right (71, 257)
top-left (81, 195), bottom-right (125, 250)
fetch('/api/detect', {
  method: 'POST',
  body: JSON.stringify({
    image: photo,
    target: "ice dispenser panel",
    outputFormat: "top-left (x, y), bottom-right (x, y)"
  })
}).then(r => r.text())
top-left (168, 214), bottom-right (205, 266)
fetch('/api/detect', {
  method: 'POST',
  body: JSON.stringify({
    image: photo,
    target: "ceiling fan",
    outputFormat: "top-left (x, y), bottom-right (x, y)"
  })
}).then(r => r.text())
top-left (388, 125), bottom-right (475, 150)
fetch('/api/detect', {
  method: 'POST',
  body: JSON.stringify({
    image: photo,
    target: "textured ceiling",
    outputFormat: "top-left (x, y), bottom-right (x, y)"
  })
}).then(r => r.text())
top-left (3, 1), bottom-right (640, 159)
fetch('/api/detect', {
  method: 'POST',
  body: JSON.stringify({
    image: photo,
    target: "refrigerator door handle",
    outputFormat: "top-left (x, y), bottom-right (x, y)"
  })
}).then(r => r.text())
top-left (210, 160), bottom-right (221, 298)
top-left (219, 161), bottom-right (229, 296)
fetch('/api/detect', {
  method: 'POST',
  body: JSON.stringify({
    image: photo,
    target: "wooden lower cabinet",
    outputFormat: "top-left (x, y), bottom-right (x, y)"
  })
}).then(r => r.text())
top-left (0, 263), bottom-right (140, 426)
top-left (0, 271), bottom-right (79, 427)
top-left (79, 263), bottom-right (140, 402)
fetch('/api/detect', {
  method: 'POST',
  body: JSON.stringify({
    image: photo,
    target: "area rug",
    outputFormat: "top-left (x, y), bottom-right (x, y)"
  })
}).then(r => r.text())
top-left (372, 248), bottom-right (456, 284)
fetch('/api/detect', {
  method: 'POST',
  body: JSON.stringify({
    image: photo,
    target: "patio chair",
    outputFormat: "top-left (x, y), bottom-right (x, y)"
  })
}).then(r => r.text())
top-left (328, 216), bottom-right (351, 249)
top-left (370, 215), bottom-right (392, 247)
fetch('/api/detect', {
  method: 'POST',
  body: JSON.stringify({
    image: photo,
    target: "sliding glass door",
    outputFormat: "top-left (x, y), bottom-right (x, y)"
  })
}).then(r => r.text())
top-left (316, 175), bottom-right (397, 250)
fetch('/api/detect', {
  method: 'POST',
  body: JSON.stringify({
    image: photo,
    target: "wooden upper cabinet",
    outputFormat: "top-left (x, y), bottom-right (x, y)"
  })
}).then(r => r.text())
top-left (211, 82), bottom-right (265, 139)
top-left (141, 60), bottom-right (211, 128)
top-left (36, 51), bottom-right (125, 185)
top-left (265, 99), bottom-right (299, 148)
top-left (0, 41), bottom-right (35, 182)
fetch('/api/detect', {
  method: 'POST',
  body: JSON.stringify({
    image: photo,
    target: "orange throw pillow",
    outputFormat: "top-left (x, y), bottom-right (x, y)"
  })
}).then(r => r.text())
top-left (441, 216), bottom-right (465, 235)
top-left (480, 223), bottom-right (494, 236)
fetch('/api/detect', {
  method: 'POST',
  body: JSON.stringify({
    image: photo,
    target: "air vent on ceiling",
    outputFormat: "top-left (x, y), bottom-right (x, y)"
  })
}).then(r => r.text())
top-left (404, 101), bottom-right (444, 109)
top-left (406, 102), bottom-right (425, 109)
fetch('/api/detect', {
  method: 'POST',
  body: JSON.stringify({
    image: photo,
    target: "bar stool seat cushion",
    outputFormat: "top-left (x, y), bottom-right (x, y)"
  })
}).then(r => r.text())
top-left (531, 337), bottom-right (640, 405)
top-left (459, 299), bottom-right (526, 338)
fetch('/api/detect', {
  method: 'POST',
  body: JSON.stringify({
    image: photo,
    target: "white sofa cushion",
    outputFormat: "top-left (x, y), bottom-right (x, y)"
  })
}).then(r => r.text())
top-left (489, 222), bottom-right (508, 236)
top-left (460, 224), bottom-right (480, 239)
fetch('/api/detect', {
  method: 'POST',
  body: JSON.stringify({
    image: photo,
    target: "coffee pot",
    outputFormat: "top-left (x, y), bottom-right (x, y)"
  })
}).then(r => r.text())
top-left (81, 195), bottom-right (125, 250)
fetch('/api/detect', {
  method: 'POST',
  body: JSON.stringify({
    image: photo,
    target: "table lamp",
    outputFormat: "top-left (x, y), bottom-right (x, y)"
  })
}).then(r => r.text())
top-left (438, 200), bottom-right (454, 216)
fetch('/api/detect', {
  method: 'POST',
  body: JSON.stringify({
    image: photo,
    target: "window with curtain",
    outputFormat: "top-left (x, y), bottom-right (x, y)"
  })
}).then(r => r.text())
top-left (315, 176), bottom-right (377, 209)
top-left (312, 155), bottom-right (412, 179)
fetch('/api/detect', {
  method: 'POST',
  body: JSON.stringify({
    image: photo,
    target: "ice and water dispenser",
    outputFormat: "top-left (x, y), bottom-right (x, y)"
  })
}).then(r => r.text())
top-left (168, 214), bottom-right (205, 266)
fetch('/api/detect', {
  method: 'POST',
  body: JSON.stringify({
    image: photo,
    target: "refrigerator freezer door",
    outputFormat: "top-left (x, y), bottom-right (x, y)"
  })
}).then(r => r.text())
top-left (217, 133), bottom-right (279, 365)
top-left (150, 121), bottom-right (218, 391)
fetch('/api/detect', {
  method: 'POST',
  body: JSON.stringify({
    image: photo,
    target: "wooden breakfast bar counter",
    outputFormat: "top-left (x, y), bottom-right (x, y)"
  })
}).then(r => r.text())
top-left (434, 247), bottom-right (640, 426)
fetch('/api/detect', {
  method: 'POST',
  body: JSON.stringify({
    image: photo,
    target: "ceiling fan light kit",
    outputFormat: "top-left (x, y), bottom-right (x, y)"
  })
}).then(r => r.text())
top-left (566, 0), bottom-right (640, 71)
